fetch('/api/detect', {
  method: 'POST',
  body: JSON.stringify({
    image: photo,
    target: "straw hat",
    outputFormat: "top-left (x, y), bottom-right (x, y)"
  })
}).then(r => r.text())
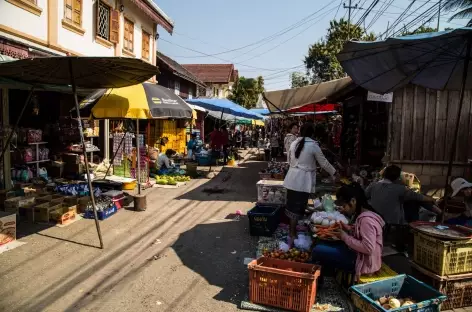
top-left (451, 178), bottom-right (472, 197)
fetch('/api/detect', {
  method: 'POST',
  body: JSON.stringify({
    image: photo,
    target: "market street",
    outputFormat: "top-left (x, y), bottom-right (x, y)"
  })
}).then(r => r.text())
top-left (0, 152), bottom-right (262, 312)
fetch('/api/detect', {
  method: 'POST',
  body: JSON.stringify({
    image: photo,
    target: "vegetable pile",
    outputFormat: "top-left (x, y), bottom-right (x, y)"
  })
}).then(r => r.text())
top-left (262, 248), bottom-right (311, 263)
top-left (311, 211), bottom-right (349, 226)
top-left (155, 175), bottom-right (191, 185)
top-left (374, 296), bottom-right (416, 310)
top-left (313, 223), bottom-right (342, 240)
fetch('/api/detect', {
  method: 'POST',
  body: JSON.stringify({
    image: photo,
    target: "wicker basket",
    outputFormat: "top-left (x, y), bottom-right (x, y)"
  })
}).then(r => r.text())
top-left (248, 257), bottom-right (320, 312)
top-left (413, 231), bottom-right (472, 276)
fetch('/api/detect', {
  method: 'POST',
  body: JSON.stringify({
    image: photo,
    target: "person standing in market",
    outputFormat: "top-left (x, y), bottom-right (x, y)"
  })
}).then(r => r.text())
top-left (186, 133), bottom-right (198, 161)
top-left (220, 125), bottom-right (230, 164)
top-left (210, 126), bottom-right (223, 164)
top-left (283, 122), bottom-right (338, 247)
top-left (284, 122), bottom-right (299, 160)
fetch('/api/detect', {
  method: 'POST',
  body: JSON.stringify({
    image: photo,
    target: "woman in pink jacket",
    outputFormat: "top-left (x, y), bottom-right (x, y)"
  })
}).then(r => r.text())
top-left (312, 183), bottom-right (384, 282)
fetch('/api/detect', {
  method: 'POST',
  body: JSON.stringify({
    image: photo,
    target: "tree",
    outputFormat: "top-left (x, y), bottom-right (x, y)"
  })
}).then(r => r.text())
top-left (304, 19), bottom-right (376, 83)
top-left (290, 72), bottom-right (309, 88)
top-left (400, 25), bottom-right (437, 36)
top-left (227, 76), bottom-right (265, 109)
top-left (443, 0), bottom-right (472, 26)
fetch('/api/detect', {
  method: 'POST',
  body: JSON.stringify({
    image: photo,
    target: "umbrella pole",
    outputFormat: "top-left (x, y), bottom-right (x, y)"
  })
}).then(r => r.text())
top-left (136, 119), bottom-right (141, 195)
top-left (442, 38), bottom-right (472, 223)
top-left (69, 60), bottom-right (104, 249)
top-left (0, 87), bottom-right (34, 165)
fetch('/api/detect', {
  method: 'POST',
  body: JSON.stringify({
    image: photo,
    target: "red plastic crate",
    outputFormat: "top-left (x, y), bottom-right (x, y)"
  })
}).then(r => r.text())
top-left (248, 257), bottom-right (320, 312)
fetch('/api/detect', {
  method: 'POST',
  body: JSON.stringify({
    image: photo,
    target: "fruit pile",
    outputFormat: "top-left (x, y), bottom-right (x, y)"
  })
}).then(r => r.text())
top-left (374, 296), bottom-right (416, 310)
top-left (262, 248), bottom-right (311, 263)
top-left (155, 175), bottom-right (191, 185)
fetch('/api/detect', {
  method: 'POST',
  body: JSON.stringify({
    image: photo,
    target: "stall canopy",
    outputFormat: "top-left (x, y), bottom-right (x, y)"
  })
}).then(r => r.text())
top-left (284, 103), bottom-right (339, 114)
top-left (187, 98), bottom-right (262, 120)
top-left (250, 108), bottom-right (270, 115)
top-left (263, 77), bottom-right (352, 113)
top-left (79, 83), bottom-right (193, 119)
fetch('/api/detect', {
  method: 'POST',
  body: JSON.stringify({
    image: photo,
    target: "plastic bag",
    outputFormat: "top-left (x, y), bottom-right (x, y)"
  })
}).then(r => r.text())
top-left (279, 241), bottom-right (290, 252)
top-left (294, 234), bottom-right (311, 250)
top-left (322, 194), bottom-right (334, 212)
top-left (39, 167), bottom-right (48, 179)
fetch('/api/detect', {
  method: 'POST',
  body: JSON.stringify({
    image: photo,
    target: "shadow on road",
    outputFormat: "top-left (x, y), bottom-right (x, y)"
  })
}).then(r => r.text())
top-left (170, 218), bottom-right (256, 305)
top-left (176, 161), bottom-right (266, 202)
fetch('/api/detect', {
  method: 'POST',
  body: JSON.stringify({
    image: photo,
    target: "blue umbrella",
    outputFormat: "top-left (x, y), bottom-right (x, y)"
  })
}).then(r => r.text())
top-left (187, 98), bottom-right (262, 120)
top-left (338, 27), bottom-right (472, 215)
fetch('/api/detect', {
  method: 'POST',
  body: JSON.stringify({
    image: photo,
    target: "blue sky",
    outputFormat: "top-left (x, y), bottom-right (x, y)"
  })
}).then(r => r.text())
top-left (154, 0), bottom-right (467, 91)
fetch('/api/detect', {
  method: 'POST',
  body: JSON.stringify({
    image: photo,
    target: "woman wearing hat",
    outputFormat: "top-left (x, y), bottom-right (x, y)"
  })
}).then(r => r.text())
top-left (445, 178), bottom-right (472, 226)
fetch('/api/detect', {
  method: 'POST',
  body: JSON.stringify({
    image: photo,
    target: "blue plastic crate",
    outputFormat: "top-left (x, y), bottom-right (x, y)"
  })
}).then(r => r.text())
top-left (350, 274), bottom-right (446, 312)
top-left (196, 155), bottom-right (215, 166)
top-left (84, 204), bottom-right (117, 221)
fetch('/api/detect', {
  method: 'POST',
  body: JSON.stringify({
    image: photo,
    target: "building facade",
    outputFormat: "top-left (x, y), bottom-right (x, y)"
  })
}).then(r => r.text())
top-left (0, 0), bottom-right (174, 68)
top-left (182, 64), bottom-right (238, 99)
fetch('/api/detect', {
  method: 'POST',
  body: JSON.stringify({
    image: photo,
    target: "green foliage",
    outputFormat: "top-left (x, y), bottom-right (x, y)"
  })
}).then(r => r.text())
top-left (304, 19), bottom-right (376, 83)
top-left (227, 76), bottom-right (264, 109)
top-left (443, 0), bottom-right (472, 26)
top-left (290, 72), bottom-right (310, 88)
top-left (400, 25), bottom-right (437, 36)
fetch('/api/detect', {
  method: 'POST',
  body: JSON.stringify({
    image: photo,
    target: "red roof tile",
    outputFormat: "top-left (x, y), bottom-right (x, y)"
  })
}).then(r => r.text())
top-left (182, 64), bottom-right (236, 83)
top-left (157, 52), bottom-right (206, 88)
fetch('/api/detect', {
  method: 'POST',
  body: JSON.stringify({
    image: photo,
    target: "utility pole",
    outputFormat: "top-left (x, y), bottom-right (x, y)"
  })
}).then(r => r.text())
top-left (437, 0), bottom-right (441, 31)
top-left (344, 0), bottom-right (359, 39)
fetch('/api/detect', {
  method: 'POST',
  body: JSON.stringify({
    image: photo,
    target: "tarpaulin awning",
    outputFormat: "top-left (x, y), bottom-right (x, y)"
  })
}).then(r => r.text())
top-left (0, 56), bottom-right (158, 89)
top-left (263, 77), bottom-right (352, 113)
top-left (79, 83), bottom-right (193, 119)
top-left (250, 108), bottom-right (270, 115)
top-left (187, 98), bottom-right (262, 119)
top-left (188, 104), bottom-right (206, 113)
top-left (285, 103), bottom-right (339, 114)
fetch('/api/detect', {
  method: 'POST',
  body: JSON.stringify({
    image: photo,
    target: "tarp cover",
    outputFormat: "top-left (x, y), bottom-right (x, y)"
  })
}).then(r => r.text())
top-left (0, 56), bottom-right (157, 89)
top-left (337, 27), bottom-right (472, 93)
top-left (80, 84), bottom-right (192, 119)
top-left (187, 98), bottom-right (262, 119)
top-left (263, 77), bottom-right (352, 113)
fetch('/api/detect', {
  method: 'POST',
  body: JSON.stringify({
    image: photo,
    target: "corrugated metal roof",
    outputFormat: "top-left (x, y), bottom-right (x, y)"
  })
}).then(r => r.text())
top-left (182, 64), bottom-right (236, 83)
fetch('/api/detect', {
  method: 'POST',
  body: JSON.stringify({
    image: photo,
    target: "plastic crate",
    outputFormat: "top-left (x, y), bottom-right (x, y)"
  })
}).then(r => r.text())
top-left (350, 274), bottom-right (446, 312)
top-left (248, 257), bottom-right (321, 312)
top-left (336, 263), bottom-right (397, 288)
top-left (413, 231), bottom-right (472, 276)
top-left (247, 204), bottom-right (281, 237)
top-left (196, 155), bottom-right (215, 166)
top-left (410, 260), bottom-right (472, 310)
top-left (84, 204), bottom-right (117, 220)
top-left (257, 180), bottom-right (287, 206)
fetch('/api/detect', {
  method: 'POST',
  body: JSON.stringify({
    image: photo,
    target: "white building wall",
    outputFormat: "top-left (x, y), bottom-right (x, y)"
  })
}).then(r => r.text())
top-left (0, 0), bottom-right (48, 42)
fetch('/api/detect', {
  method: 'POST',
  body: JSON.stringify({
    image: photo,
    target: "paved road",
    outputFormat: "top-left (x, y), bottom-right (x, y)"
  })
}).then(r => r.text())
top-left (0, 155), bottom-right (264, 312)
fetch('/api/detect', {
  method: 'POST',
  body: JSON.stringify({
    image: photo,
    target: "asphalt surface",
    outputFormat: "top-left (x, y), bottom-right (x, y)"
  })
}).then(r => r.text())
top-left (0, 153), bottom-right (263, 312)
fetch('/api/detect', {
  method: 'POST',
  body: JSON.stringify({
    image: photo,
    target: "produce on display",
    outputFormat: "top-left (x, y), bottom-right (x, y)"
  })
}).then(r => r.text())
top-left (311, 210), bottom-right (349, 225)
top-left (262, 248), bottom-right (311, 263)
top-left (259, 161), bottom-right (289, 177)
top-left (155, 175), bottom-right (191, 185)
top-left (374, 296), bottom-right (416, 310)
top-left (312, 223), bottom-right (342, 240)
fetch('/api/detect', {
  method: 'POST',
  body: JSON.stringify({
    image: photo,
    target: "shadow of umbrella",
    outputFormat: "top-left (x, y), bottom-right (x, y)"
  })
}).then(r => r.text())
top-left (170, 219), bottom-right (257, 305)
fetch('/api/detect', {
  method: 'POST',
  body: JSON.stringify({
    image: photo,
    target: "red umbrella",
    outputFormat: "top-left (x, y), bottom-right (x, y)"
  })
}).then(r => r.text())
top-left (284, 103), bottom-right (339, 113)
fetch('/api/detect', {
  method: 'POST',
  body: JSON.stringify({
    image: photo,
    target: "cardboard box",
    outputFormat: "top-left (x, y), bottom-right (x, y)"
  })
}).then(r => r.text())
top-left (4, 196), bottom-right (35, 210)
top-left (34, 202), bottom-right (62, 223)
top-left (0, 212), bottom-right (16, 246)
top-left (50, 204), bottom-right (77, 225)
top-left (62, 153), bottom-right (80, 164)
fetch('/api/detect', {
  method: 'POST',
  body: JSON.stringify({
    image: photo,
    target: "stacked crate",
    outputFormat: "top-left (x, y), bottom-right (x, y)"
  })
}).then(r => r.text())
top-left (149, 120), bottom-right (186, 154)
top-left (410, 230), bottom-right (472, 310)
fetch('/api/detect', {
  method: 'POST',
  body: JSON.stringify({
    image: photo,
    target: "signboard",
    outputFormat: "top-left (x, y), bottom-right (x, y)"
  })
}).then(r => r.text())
top-left (367, 91), bottom-right (393, 103)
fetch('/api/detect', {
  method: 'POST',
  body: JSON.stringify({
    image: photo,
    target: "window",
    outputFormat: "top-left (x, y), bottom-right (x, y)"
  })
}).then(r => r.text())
top-left (142, 31), bottom-right (150, 60)
top-left (175, 80), bottom-right (180, 95)
top-left (188, 86), bottom-right (193, 99)
top-left (64, 0), bottom-right (82, 26)
top-left (97, 2), bottom-right (110, 41)
top-left (213, 87), bottom-right (218, 97)
top-left (124, 18), bottom-right (134, 52)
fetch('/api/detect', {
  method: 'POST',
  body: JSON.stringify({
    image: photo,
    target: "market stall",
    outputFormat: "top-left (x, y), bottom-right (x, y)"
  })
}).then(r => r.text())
top-left (0, 56), bottom-right (157, 249)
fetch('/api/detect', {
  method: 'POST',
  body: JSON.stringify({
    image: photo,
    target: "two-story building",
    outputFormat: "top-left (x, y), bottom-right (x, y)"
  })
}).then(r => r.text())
top-left (182, 64), bottom-right (238, 99)
top-left (0, 0), bottom-right (174, 188)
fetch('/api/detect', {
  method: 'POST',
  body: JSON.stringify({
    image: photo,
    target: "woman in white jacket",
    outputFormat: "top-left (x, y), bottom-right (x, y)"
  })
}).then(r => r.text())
top-left (284, 122), bottom-right (337, 247)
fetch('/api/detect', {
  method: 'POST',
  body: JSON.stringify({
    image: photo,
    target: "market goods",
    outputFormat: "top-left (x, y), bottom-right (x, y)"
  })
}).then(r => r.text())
top-left (155, 175), bottom-right (191, 185)
top-left (262, 247), bottom-right (311, 263)
top-left (313, 223), bottom-right (341, 240)
top-left (374, 296), bottom-right (416, 310)
top-left (311, 210), bottom-right (348, 225)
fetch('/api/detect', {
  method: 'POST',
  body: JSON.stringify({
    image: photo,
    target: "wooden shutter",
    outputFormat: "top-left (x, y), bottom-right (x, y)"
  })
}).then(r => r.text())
top-left (72, 0), bottom-right (81, 25)
top-left (109, 9), bottom-right (120, 44)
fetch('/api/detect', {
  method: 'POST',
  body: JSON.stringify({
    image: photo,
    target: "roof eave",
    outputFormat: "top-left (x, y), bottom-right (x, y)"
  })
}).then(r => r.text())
top-left (143, 0), bottom-right (174, 33)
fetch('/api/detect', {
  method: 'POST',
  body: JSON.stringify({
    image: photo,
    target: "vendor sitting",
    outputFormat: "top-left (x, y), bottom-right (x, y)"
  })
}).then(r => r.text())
top-left (312, 183), bottom-right (384, 282)
top-left (445, 178), bottom-right (472, 226)
top-left (187, 133), bottom-right (198, 160)
top-left (157, 149), bottom-right (176, 174)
